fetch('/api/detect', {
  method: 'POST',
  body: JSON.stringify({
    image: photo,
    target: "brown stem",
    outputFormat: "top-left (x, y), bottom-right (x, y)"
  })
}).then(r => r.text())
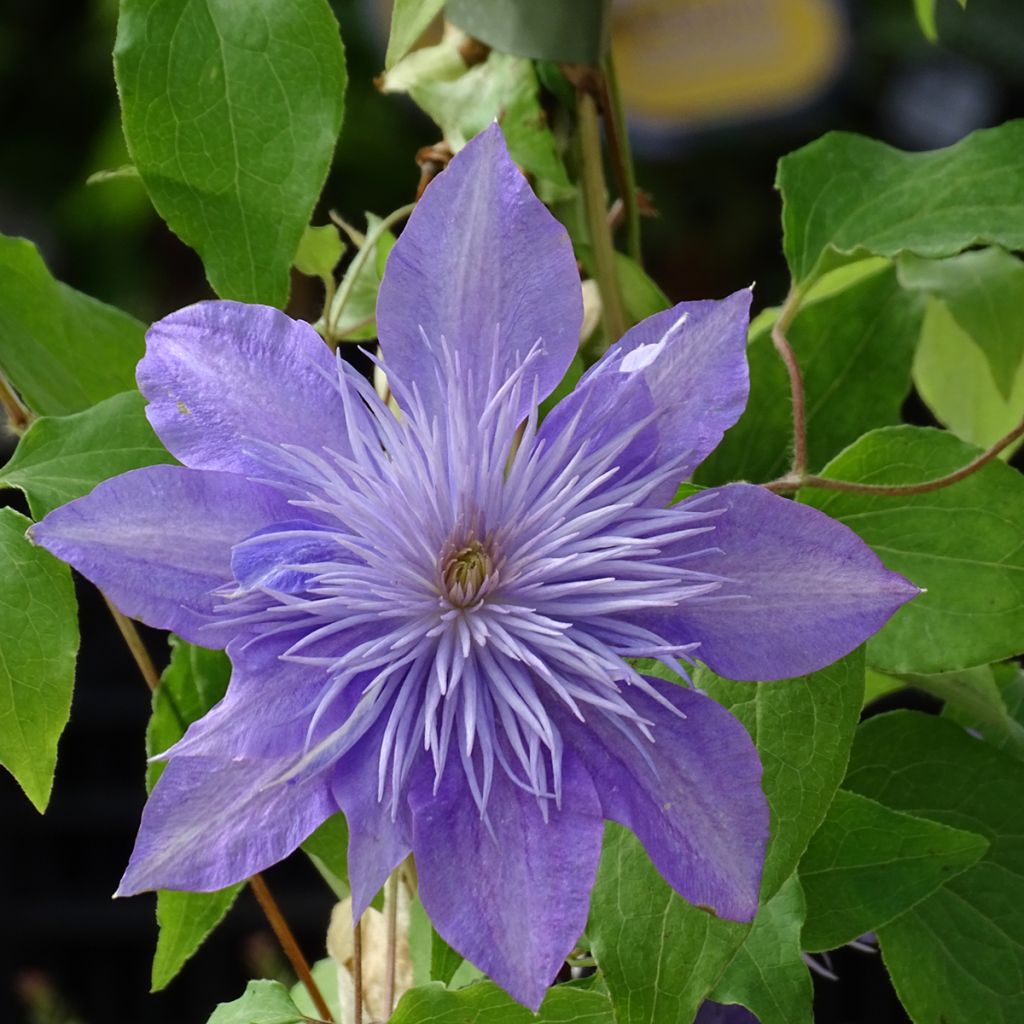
top-left (383, 872), bottom-right (399, 1017)
top-left (600, 54), bottom-right (642, 264)
top-left (250, 873), bottom-right (335, 1023)
top-left (102, 595), bottom-right (160, 692)
top-left (0, 371), bottom-right (31, 435)
top-left (352, 915), bottom-right (364, 1024)
top-left (771, 290), bottom-right (808, 478)
top-left (766, 417), bottom-right (1024, 497)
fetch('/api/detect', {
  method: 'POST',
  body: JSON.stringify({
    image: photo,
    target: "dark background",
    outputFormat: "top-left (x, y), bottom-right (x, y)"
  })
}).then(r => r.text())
top-left (2, 0), bottom-right (1023, 1021)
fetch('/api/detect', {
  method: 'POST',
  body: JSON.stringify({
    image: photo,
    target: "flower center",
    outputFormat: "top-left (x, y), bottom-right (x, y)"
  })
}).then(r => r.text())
top-left (442, 539), bottom-right (494, 606)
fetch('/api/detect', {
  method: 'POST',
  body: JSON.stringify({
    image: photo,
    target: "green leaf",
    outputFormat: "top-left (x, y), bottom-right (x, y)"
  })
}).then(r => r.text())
top-left (300, 812), bottom-right (349, 898)
top-left (0, 234), bottom-right (144, 415)
top-left (391, 980), bottom-right (615, 1024)
top-left (913, 0), bottom-right (939, 40)
top-left (698, 650), bottom-right (866, 898)
top-left (899, 248), bottom-right (1024, 397)
top-left (799, 426), bottom-right (1024, 673)
top-left (777, 121), bottom-right (1024, 289)
top-left (445, 0), bottom-right (611, 64)
top-left (696, 265), bottom-right (923, 485)
top-left (846, 711), bottom-right (1024, 1024)
top-left (430, 929), bottom-right (465, 987)
top-left (146, 637), bottom-right (241, 991)
top-left (912, 666), bottom-right (1024, 762)
top-left (153, 888), bottom-right (243, 992)
top-left (385, 0), bottom-right (446, 68)
top-left (709, 875), bottom-right (813, 1024)
top-left (114, 0), bottom-right (347, 307)
top-left (0, 508), bottom-right (78, 811)
top-left (290, 958), bottom-right (341, 1020)
top-left (799, 788), bottom-right (988, 952)
top-left (381, 44), bottom-right (573, 201)
top-left (206, 979), bottom-right (305, 1024)
top-left (0, 391), bottom-right (175, 519)
top-left (324, 213), bottom-right (396, 342)
top-left (913, 297), bottom-right (1024, 456)
top-left (589, 825), bottom-right (750, 1024)
top-left (293, 224), bottom-right (345, 284)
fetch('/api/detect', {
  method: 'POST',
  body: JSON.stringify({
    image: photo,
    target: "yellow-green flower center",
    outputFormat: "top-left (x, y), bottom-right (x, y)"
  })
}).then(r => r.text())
top-left (442, 540), bottom-right (493, 606)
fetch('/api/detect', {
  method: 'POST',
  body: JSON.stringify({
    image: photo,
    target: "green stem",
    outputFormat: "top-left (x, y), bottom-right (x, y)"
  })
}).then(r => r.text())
top-left (602, 54), bottom-right (642, 264)
top-left (578, 90), bottom-right (627, 342)
top-left (770, 287), bottom-right (808, 479)
top-left (325, 204), bottom-right (415, 345)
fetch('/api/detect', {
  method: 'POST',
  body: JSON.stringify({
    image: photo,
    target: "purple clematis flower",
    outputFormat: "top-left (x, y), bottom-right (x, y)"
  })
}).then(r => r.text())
top-left (31, 125), bottom-right (916, 1009)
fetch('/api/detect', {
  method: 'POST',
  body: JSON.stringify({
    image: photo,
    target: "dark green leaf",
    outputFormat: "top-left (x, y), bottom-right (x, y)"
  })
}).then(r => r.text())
top-left (589, 825), bottom-right (749, 1024)
top-left (799, 426), bottom-right (1024, 673)
top-left (114, 0), bottom-right (347, 307)
top-left (390, 979), bottom-right (615, 1024)
top-left (899, 247), bottom-right (1024, 398)
top-left (147, 637), bottom-right (241, 990)
top-left (445, 0), bottom-right (611, 64)
top-left (0, 234), bottom-right (144, 415)
top-left (206, 980), bottom-right (305, 1024)
top-left (0, 508), bottom-right (78, 811)
top-left (800, 789), bottom-right (988, 952)
top-left (710, 875), bottom-right (813, 1024)
top-left (846, 711), bottom-right (1024, 1024)
top-left (385, 0), bottom-right (445, 68)
top-left (0, 391), bottom-right (175, 519)
top-left (913, 297), bottom-right (1024, 455)
top-left (778, 121), bottom-right (1024, 288)
top-left (699, 650), bottom-right (866, 898)
top-left (697, 266), bottom-right (923, 485)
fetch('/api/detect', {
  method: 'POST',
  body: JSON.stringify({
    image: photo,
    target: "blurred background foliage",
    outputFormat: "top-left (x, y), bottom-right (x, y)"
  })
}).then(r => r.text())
top-left (2, 0), bottom-right (1023, 1021)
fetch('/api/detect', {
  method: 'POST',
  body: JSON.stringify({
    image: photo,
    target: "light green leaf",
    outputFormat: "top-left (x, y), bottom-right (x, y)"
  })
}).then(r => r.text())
top-left (800, 788), bottom-right (988, 952)
top-left (325, 213), bottom-right (396, 341)
top-left (445, 0), bottom-right (611, 65)
top-left (777, 121), bottom-right (1024, 289)
top-left (114, 0), bottom-right (347, 307)
top-left (697, 265), bottom-right (922, 485)
top-left (293, 224), bottom-right (345, 284)
top-left (913, 298), bottom-right (1024, 455)
top-left (899, 247), bottom-right (1024, 397)
top-left (381, 42), bottom-right (573, 201)
top-left (0, 508), bottom-right (78, 812)
top-left (0, 391), bottom-right (175, 519)
top-left (846, 711), bottom-right (1024, 1024)
top-left (290, 958), bottom-right (341, 1020)
top-left (146, 637), bottom-right (242, 991)
top-left (913, 0), bottom-right (938, 39)
top-left (300, 812), bottom-right (349, 898)
top-left (589, 825), bottom-right (749, 1024)
top-left (800, 426), bottom-right (1024, 673)
top-left (710, 875), bottom-right (813, 1024)
top-left (698, 650), bottom-right (866, 898)
top-left (391, 980), bottom-right (615, 1024)
top-left (0, 234), bottom-right (144, 416)
top-left (430, 929), bottom-right (465, 987)
top-left (207, 979), bottom-right (305, 1024)
top-left (385, 0), bottom-right (446, 68)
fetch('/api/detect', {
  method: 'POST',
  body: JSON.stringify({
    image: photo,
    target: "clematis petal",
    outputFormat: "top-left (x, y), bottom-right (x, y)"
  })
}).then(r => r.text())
top-left (332, 715), bottom-right (417, 919)
top-left (116, 753), bottom-right (336, 896)
top-left (696, 1003), bottom-right (760, 1024)
top-left (377, 124), bottom-right (582, 420)
top-left (557, 677), bottom-right (767, 922)
top-left (572, 289), bottom-right (752, 487)
top-left (410, 751), bottom-right (603, 1010)
top-left (29, 465), bottom-right (297, 645)
top-left (231, 520), bottom-right (351, 594)
top-left (635, 484), bottom-right (919, 681)
top-left (138, 301), bottom-right (360, 476)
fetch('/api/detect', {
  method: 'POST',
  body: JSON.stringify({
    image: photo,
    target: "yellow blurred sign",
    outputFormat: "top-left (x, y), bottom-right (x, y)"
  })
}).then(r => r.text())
top-left (612, 0), bottom-right (846, 125)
